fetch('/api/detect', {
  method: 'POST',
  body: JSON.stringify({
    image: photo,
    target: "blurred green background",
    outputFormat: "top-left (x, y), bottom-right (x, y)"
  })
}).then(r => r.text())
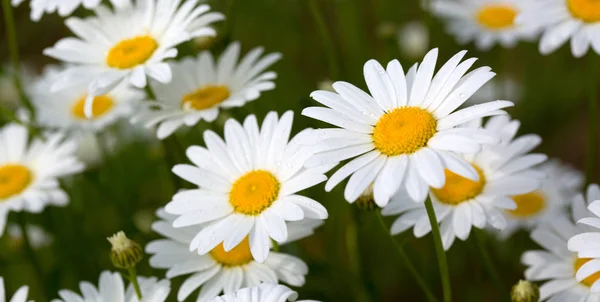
top-left (0, 0), bottom-right (599, 301)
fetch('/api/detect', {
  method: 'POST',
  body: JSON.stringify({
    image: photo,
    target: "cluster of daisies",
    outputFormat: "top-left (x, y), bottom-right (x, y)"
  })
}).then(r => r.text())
top-left (1, 0), bottom-right (600, 301)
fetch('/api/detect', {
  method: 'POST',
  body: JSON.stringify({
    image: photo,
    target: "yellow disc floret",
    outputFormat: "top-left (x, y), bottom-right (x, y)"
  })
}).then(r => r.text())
top-left (568, 0), bottom-right (600, 23)
top-left (0, 164), bottom-right (32, 199)
top-left (431, 165), bottom-right (486, 205)
top-left (574, 258), bottom-right (600, 287)
top-left (476, 5), bottom-right (517, 29)
top-left (372, 107), bottom-right (437, 156)
top-left (71, 95), bottom-right (114, 120)
top-left (182, 85), bottom-right (230, 111)
top-left (506, 192), bottom-right (546, 218)
top-left (106, 35), bottom-right (158, 69)
top-left (229, 170), bottom-right (280, 215)
top-left (210, 237), bottom-right (253, 267)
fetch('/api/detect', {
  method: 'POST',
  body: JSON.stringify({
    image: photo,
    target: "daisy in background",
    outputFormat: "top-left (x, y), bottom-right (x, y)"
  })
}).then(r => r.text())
top-left (382, 115), bottom-right (546, 250)
top-left (7, 223), bottom-right (53, 249)
top-left (499, 159), bottom-right (583, 238)
top-left (396, 21), bottom-right (429, 59)
top-left (11, 0), bottom-right (101, 21)
top-left (0, 277), bottom-right (30, 302)
top-left (52, 271), bottom-right (171, 302)
top-left (568, 184), bottom-right (600, 291)
top-left (147, 209), bottom-right (321, 301)
top-left (301, 48), bottom-right (513, 207)
top-left (30, 65), bottom-right (144, 132)
top-left (165, 111), bottom-right (330, 263)
top-left (132, 42), bottom-right (281, 139)
top-left (211, 284), bottom-right (319, 302)
top-left (43, 0), bottom-right (224, 115)
top-left (518, 0), bottom-right (600, 57)
top-left (522, 185), bottom-right (600, 301)
top-left (0, 123), bottom-right (84, 237)
top-left (430, 0), bottom-right (541, 50)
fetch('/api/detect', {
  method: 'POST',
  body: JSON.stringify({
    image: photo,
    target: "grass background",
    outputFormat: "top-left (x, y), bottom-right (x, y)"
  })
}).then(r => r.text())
top-left (0, 0), bottom-right (599, 301)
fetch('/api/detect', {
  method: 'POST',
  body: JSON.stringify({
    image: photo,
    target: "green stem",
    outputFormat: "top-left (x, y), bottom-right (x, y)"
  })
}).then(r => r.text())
top-left (128, 267), bottom-right (142, 299)
top-left (308, 0), bottom-right (340, 80)
top-left (586, 53), bottom-right (599, 185)
top-left (17, 213), bottom-right (47, 301)
top-left (424, 197), bottom-right (452, 302)
top-left (375, 212), bottom-right (438, 302)
top-left (473, 230), bottom-right (508, 301)
top-left (1, 0), bottom-right (35, 116)
top-left (345, 210), bottom-right (371, 302)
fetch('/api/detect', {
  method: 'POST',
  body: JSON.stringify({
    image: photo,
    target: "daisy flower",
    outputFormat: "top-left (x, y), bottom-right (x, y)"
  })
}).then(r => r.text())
top-left (0, 123), bottom-right (84, 236)
top-left (519, 0), bottom-right (600, 57)
top-left (301, 48), bottom-right (513, 207)
top-left (132, 42), bottom-right (281, 139)
top-left (147, 209), bottom-right (321, 301)
top-left (11, 0), bottom-right (101, 21)
top-left (52, 271), bottom-right (171, 302)
top-left (396, 21), bottom-right (429, 59)
top-left (0, 277), bottom-right (30, 302)
top-left (30, 65), bottom-right (144, 132)
top-left (7, 223), bottom-right (53, 249)
top-left (522, 188), bottom-right (600, 301)
top-left (164, 111), bottom-right (330, 263)
top-left (430, 0), bottom-right (541, 50)
top-left (43, 0), bottom-right (224, 114)
top-left (499, 159), bottom-right (583, 238)
top-left (211, 283), bottom-right (318, 302)
top-left (467, 76), bottom-right (521, 105)
top-left (382, 115), bottom-right (546, 250)
top-left (567, 184), bottom-right (600, 291)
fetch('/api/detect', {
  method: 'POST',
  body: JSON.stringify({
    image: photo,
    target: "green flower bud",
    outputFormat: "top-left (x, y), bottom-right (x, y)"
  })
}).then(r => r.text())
top-left (107, 231), bottom-right (143, 269)
top-left (511, 280), bottom-right (540, 302)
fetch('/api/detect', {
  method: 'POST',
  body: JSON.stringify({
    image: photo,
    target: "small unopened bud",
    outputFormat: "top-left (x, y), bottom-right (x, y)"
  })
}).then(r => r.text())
top-left (511, 280), bottom-right (539, 302)
top-left (356, 184), bottom-right (378, 211)
top-left (107, 231), bottom-right (143, 269)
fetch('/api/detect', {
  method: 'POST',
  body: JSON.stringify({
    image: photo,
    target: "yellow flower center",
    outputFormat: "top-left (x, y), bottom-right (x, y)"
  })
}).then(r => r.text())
top-left (229, 170), bottom-right (280, 215)
top-left (106, 35), bottom-right (158, 69)
top-left (476, 5), bottom-right (517, 29)
top-left (210, 237), bottom-right (253, 267)
top-left (181, 85), bottom-right (230, 111)
top-left (0, 164), bottom-right (32, 199)
top-left (372, 107), bottom-right (437, 156)
top-left (71, 95), bottom-right (115, 120)
top-left (506, 192), bottom-right (546, 218)
top-left (574, 258), bottom-right (600, 287)
top-left (568, 0), bottom-right (600, 23)
top-left (431, 165), bottom-right (486, 205)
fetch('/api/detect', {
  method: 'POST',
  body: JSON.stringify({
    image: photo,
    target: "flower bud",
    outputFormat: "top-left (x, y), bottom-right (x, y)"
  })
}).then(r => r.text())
top-left (107, 231), bottom-right (143, 269)
top-left (356, 184), bottom-right (379, 211)
top-left (511, 280), bottom-right (539, 302)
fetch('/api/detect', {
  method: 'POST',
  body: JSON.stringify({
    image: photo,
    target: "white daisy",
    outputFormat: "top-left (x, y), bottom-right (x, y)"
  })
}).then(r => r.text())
top-left (518, 0), bottom-right (600, 57)
top-left (300, 48), bottom-right (513, 207)
top-left (499, 159), bottom-right (584, 238)
top-left (147, 209), bottom-right (320, 301)
top-left (567, 184), bottom-right (600, 291)
top-left (31, 65), bottom-right (144, 132)
top-left (382, 115), bottom-right (546, 250)
top-left (430, 0), bottom-right (541, 50)
top-left (0, 123), bottom-right (84, 236)
top-left (11, 0), bottom-right (101, 21)
top-left (131, 42), bottom-right (281, 139)
top-left (164, 111), bottom-right (330, 263)
top-left (211, 283), bottom-right (318, 302)
top-left (52, 271), bottom-right (171, 302)
top-left (43, 0), bottom-right (224, 114)
top-left (522, 190), bottom-right (600, 301)
top-left (0, 277), bottom-right (30, 302)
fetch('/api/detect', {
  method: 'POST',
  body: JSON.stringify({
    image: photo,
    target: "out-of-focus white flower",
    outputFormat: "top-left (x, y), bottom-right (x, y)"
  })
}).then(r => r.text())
top-left (7, 223), bottom-right (53, 249)
top-left (397, 21), bottom-right (429, 59)
top-left (11, 0), bottom-right (101, 21)
top-left (467, 77), bottom-right (522, 105)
